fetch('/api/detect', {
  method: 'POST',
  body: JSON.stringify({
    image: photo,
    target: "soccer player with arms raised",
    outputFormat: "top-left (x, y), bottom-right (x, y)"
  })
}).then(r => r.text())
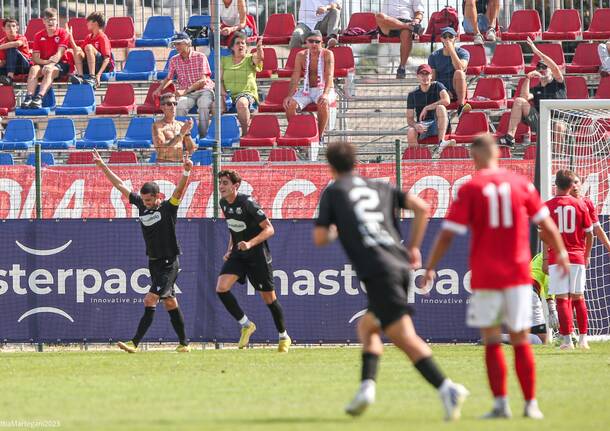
top-left (93, 149), bottom-right (192, 353)
top-left (424, 133), bottom-right (569, 419)
top-left (545, 171), bottom-right (593, 350)
top-left (314, 141), bottom-right (469, 421)
top-left (215, 170), bottom-right (291, 352)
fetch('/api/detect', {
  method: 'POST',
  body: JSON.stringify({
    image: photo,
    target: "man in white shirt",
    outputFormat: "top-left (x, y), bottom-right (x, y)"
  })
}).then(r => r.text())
top-left (375, 0), bottom-right (425, 79)
top-left (289, 0), bottom-right (341, 48)
top-left (598, 39), bottom-right (610, 77)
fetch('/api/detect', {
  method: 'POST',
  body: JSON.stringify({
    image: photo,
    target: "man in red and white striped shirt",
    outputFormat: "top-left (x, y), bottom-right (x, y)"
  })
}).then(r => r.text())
top-left (155, 32), bottom-right (214, 137)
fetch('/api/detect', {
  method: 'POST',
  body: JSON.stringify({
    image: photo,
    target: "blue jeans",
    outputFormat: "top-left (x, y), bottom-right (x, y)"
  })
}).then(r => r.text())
top-left (0, 48), bottom-right (30, 75)
top-left (463, 14), bottom-right (490, 34)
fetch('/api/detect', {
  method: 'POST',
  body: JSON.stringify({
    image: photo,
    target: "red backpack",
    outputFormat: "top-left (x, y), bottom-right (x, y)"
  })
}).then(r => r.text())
top-left (428, 6), bottom-right (459, 47)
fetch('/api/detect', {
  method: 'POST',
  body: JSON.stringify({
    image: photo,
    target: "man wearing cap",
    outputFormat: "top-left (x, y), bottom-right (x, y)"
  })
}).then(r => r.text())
top-left (498, 37), bottom-right (566, 147)
top-left (154, 32), bottom-right (214, 137)
top-left (375, 0), bottom-right (425, 79)
top-left (284, 30), bottom-right (335, 142)
top-left (427, 27), bottom-right (470, 116)
top-left (406, 64), bottom-right (454, 157)
top-left (289, 0), bottom-right (342, 49)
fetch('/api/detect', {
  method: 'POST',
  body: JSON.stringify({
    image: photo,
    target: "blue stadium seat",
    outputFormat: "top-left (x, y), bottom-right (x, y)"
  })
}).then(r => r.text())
top-left (38, 118), bottom-right (76, 149)
top-left (156, 49), bottom-right (177, 80)
top-left (187, 15), bottom-right (211, 46)
top-left (15, 88), bottom-right (55, 116)
top-left (136, 16), bottom-right (175, 47)
top-left (117, 117), bottom-right (155, 149)
top-left (76, 118), bottom-right (117, 149)
top-left (0, 119), bottom-right (36, 150)
top-left (191, 149), bottom-right (213, 165)
top-left (198, 116), bottom-right (241, 147)
top-left (176, 116), bottom-right (199, 140)
top-left (0, 152), bottom-right (14, 165)
top-left (26, 152), bottom-right (55, 166)
top-left (148, 151), bottom-right (157, 163)
top-left (115, 50), bottom-right (157, 81)
top-left (208, 48), bottom-right (231, 79)
top-left (55, 84), bottom-right (96, 115)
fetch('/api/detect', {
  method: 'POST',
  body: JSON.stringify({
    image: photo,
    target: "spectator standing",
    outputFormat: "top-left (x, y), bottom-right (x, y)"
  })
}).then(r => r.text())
top-left (0, 19), bottom-right (31, 86)
top-left (463, 0), bottom-right (499, 45)
top-left (289, 0), bottom-right (341, 49)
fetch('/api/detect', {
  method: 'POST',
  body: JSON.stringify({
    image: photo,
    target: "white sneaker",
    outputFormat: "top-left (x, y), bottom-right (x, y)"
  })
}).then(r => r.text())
top-left (473, 32), bottom-right (484, 45)
top-left (345, 382), bottom-right (375, 417)
top-left (481, 403), bottom-right (512, 419)
top-left (524, 400), bottom-right (544, 419)
top-left (486, 27), bottom-right (497, 42)
top-left (560, 342), bottom-right (575, 350)
top-left (578, 340), bottom-right (590, 350)
top-left (439, 381), bottom-right (469, 421)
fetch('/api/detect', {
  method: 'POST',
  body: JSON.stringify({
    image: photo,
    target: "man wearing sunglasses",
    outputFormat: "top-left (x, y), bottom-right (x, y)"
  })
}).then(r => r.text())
top-left (284, 30), bottom-right (335, 144)
top-left (152, 93), bottom-right (197, 163)
top-left (427, 27), bottom-right (470, 117)
top-left (498, 37), bottom-right (566, 148)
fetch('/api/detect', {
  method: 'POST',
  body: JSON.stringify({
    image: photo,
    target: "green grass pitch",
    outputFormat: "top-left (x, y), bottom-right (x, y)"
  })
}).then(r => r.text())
top-left (1, 343), bottom-right (609, 430)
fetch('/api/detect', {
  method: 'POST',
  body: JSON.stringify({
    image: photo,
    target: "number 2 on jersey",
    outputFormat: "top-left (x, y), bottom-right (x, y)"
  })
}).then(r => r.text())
top-left (349, 186), bottom-right (394, 247)
top-left (483, 182), bottom-right (513, 228)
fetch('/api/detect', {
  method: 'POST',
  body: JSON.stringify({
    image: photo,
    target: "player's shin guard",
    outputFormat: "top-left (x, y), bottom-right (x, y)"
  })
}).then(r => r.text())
top-left (362, 352), bottom-right (380, 381)
top-left (132, 306), bottom-right (156, 346)
top-left (414, 356), bottom-right (446, 389)
top-left (485, 344), bottom-right (507, 397)
top-left (168, 307), bottom-right (187, 346)
top-left (556, 297), bottom-right (574, 335)
top-left (514, 343), bottom-right (535, 401)
top-left (266, 300), bottom-right (286, 333)
top-left (217, 291), bottom-right (246, 321)
top-left (572, 297), bottom-right (588, 335)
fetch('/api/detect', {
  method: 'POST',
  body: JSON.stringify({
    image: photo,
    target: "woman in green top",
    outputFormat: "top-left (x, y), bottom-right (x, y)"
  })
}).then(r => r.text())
top-left (220, 32), bottom-right (264, 135)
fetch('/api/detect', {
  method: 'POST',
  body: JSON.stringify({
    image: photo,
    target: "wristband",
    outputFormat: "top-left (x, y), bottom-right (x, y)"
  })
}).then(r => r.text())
top-left (183, 170), bottom-right (191, 177)
top-left (558, 249), bottom-right (568, 259)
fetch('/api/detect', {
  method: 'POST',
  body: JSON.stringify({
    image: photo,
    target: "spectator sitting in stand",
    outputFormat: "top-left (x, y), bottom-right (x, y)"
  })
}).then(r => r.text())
top-left (209, 0), bottom-right (254, 48)
top-left (0, 18), bottom-right (31, 86)
top-left (463, 0), bottom-right (499, 45)
top-left (289, 0), bottom-right (342, 49)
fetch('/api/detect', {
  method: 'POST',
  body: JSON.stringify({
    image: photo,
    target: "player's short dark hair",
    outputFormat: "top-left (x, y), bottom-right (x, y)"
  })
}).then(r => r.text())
top-left (218, 170), bottom-right (241, 184)
top-left (43, 8), bottom-right (57, 19)
top-left (471, 133), bottom-right (496, 150)
top-left (86, 12), bottom-right (105, 28)
top-left (555, 169), bottom-right (576, 191)
top-left (3, 18), bottom-right (18, 27)
top-left (326, 141), bottom-right (356, 173)
top-left (140, 182), bottom-right (160, 196)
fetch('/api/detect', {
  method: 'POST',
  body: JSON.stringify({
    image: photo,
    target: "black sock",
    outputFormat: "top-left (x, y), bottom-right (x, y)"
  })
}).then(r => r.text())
top-left (414, 356), bottom-right (446, 389)
top-left (168, 307), bottom-right (187, 346)
top-left (266, 300), bottom-right (286, 333)
top-left (217, 291), bottom-right (245, 321)
top-left (362, 352), bottom-right (380, 381)
top-left (132, 306), bottom-right (156, 346)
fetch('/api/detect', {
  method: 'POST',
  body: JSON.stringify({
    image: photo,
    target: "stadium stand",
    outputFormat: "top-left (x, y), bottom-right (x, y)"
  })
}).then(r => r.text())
top-left (508, 77), bottom-right (540, 108)
top-left (15, 88), bottom-right (56, 116)
top-left (185, 15), bottom-right (211, 46)
top-left (176, 116), bottom-right (200, 141)
top-left (524, 43), bottom-right (565, 72)
top-left (55, 84), bottom-right (96, 115)
top-left (501, 9), bottom-right (542, 40)
top-left (156, 49), bottom-right (178, 80)
top-left (240, 115), bottom-right (281, 147)
top-left (116, 117), bottom-right (155, 149)
top-left (76, 118), bottom-right (118, 149)
top-left (268, 148), bottom-right (298, 162)
top-left (24, 18), bottom-right (44, 44)
top-left (198, 116), bottom-right (241, 147)
top-left (114, 50), bottom-right (157, 81)
top-left (136, 16), bottom-right (175, 47)
top-left (38, 118), bottom-right (76, 149)
top-left (565, 75), bottom-right (590, 99)
top-left (26, 152), bottom-right (54, 166)
top-left (105, 16), bottom-right (135, 47)
top-left (566, 43), bottom-right (601, 73)
top-left (468, 78), bottom-right (506, 109)
top-left (67, 17), bottom-right (89, 44)
top-left (440, 145), bottom-right (470, 159)
top-left (339, 12), bottom-right (377, 44)
top-left (523, 145), bottom-right (537, 160)
top-left (96, 83), bottom-right (136, 115)
top-left (595, 76), bottom-right (610, 98)
top-left (258, 80), bottom-right (291, 112)
top-left (461, 44), bottom-right (487, 75)
top-left (0, 86), bottom-right (16, 116)
top-left (484, 44), bottom-right (524, 75)
top-left (231, 148), bottom-right (261, 162)
top-left (329, 46), bottom-right (355, 77)
top-left (0, 152), bottom-right (14, 165)
top-left (402, 146), bottom-right (432, 160)
top-left (277, 47), bottom-right (302, 78)
top-left (0, 119), bottom-right (35, 150)
top-left (137, 82), bottom-right (176, 115)
top-left (256, 47), bottom-right (279, 78)
top-left (277, 114), bottom-right (319, 147)
top-left (67, 151), bottom-right (95, 164)
top-left (261, 13), bottom-right (295, 45)
top-left (583, 8), bottom-right (610, 40)
top-left (191, 149), bottom-right (213, 165)
top-left (494, 112), bottom-right (531, 144)
top-left (108, 151), bottom-right (138, 164)
top-left (542, 9), bottom-right (582, 40)
top-left (449, 112), bottom-right (489, 143)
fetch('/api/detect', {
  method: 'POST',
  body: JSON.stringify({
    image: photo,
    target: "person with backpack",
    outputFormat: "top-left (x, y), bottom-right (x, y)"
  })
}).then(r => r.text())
top-left (375, 0), bottom-right (425, 79)
top-left (463, 0), bottom-right (499, 45)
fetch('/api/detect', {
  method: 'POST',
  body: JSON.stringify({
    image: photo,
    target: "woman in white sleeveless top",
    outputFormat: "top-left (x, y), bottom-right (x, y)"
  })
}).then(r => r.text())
top-left (209, 0), bottom-right (253, 47)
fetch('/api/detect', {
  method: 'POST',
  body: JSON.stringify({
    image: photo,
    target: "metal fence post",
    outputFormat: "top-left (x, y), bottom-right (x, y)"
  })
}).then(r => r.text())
top-left (394, 139), bottom-right (401, 189)
top-left (35, 143), bottom-right (42, 219)
top-left (212, 0), bottom-right (222, 219)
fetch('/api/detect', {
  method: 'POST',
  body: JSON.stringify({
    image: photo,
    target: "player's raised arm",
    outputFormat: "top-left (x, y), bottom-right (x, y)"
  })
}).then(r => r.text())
top-left (170, 154), bottom-right (193, 204)
top-left (403, 193), bottom-right (429, 269)
top-left (93, 149), bottom-right (131, 199)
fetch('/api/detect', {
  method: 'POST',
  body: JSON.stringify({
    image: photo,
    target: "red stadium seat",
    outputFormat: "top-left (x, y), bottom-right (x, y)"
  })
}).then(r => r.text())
top-left (231, 148), bottom-right (261, 162)
top-left (259, 80), bottom-right (290, 112)
top-left (106, 17), bottom-right (135, 48)
top-left (468, 78), bottom-right (506, 109)
top-left (277, 48), bottom-right (303, 78)
top-left (108, 151), bottom-right (138, 164)
top-left (565, 76), bottom-right (589, 99)
top-left (419, 9), bottom-right (460, 42)
top-left (508, 76), bottom-right (541, 108)
top-left (542, 9), bottom-right (582, 40)
top-left (462, 44), bottom-right (487, 75)
top-left (137, 82), bottom-right (175, 115)
top-left (494, 112), bottom-right (531, 144)
top-left (340, 13), bottom-right (377, 44)
top-left (240, 115), bottom-right (280, 146)
top-left (0, 86), bottom-right (16, 116)
top-left (440, 146), bottom-right (470, 159)
top-left (583, 8), bottom-right (610, 40)
top-left (595, 76), bottom-right (610, 99)
top-left (277, 114), bottom-right (319, 147)
top-left (566, 43), bottom-right (601, 73)
top-left (498, 146), bottom-right (512, 158)
top-left (501, 9), bottom-right (542, 41)
top-left (68, 17), bottom-right (89, 44)
top-left (96, 83), bottom-right (136, 115)
top-left (262, 13), bottom-right (296, 45)
top-left (449, 112), bottom-right (489, 143)
top-left (524, 43), bottom-right (565, 72)
top-left (25, 18), bottom-right (44, 44)
top-left (330, 46), bottom-right (355, 77)
top-left (268, 148), bottom-right (298, 162)
top-left (523, 145), bottom-right (537, 160)
top-left (256, 48), bottom-right (278, 78)
top-left (484, 44), bottom-right (524, 75)
top-left (402, 146), bottom-right (431, 160)
top-left (67, 152), bottom-right (94, 165)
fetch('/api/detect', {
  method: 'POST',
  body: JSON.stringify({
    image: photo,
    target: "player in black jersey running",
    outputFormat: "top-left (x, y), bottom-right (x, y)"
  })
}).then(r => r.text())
top-left (216, 170), bottom-right (291, 352)
top-left (313, 141), bottom-right (468, 420)
top-left (93, 149), bottom-right (192, 353)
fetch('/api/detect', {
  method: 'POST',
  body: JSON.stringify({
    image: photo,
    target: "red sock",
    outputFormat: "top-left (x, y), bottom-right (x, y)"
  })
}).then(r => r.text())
top-left (485, 344), bottom-right (507, 397)
top-left (556, 297), bottom-right (574, 336)
top-left (514, 343), bottom-right (536, 401)
top-left (572, 297), bottom-right (588, 334)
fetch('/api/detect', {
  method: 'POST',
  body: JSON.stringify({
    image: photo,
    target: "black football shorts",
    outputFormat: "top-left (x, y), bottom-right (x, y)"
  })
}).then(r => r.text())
top-left (220, 250), bottom-right (274, 292)
top-left (364, 267), bottom-right (414, 329)
top-left (148, 257), bottom-right (179, 299)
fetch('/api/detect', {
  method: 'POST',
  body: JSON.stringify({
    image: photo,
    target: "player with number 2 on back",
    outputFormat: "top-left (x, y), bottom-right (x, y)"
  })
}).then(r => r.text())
top-left (314, 141), bottom-right (469, 421)
top-left (424, 133), bottom-right (569, 420)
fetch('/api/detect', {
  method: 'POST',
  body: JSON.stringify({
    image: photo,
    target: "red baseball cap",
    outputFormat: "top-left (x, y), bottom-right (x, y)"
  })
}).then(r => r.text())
top-left (417, 64), bottom-right (432, 75)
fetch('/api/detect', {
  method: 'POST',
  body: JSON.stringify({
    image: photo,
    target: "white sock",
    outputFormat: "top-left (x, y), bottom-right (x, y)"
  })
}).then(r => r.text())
top-left (279, 331), bottom-right (288, 339)
top-left (526, 398), bottom-right (538, 408)
top-left (238, 315), bottom-right (250, 328)
top-left (563, 335), bottom-right (573, 345)
top-left (360, 379), bottom-right (376, 392)
top-left (494, 396), bottom-right (508, 409)
top-left (579, 334), bottom-right (587, 343)
top-left (438, 378), bottom-right (452, 393)
top-left (439, 139), bottom-right (451, 150)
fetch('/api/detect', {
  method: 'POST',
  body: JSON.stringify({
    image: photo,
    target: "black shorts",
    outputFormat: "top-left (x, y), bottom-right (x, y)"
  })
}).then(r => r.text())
top-left (148, 257), bottom-right (180, 299)
top-left (54, 62), bottom-right (70, 77)
top-left (522, 107), bottom-right (539, 133)
top-left (83, 52), bottom-right (112, 75)
top-left (220, 250), bottom-right (274, 292)
top-left (364, 267), bottom-right (413, 329)
top-left (531, 323), bottom-right (547, 334)
top-left (379, 18), bottom-right (412, 38)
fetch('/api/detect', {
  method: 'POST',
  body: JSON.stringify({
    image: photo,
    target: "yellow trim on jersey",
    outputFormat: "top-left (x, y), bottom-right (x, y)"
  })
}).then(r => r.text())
top-left (169, 196), bottom-right (181, 206)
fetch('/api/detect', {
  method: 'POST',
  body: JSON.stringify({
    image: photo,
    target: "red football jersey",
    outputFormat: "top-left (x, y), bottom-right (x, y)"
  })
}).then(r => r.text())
top-left (582, 197), bottom-right (600, 227)
top-left (32, 28), bottom-right (69, 61)
top-left (0, 34), bottom-right (31, 61)
top-left (80, 31), bottom-right (114, 70)
top-left (444, 168), bottom-right (549, 290)
top-left (545, 195), bottom-right (592, 265)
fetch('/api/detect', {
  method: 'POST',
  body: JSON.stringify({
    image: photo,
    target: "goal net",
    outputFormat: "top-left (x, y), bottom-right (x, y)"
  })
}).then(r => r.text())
top-left (540, 99), bottom-right (610, 341)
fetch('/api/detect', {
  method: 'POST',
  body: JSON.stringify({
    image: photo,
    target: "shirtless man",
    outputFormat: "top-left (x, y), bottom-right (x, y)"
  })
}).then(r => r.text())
top-left (283, 30), bottom-right (335, 142)
top-left (152, 93), bottom-right (197, 163)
